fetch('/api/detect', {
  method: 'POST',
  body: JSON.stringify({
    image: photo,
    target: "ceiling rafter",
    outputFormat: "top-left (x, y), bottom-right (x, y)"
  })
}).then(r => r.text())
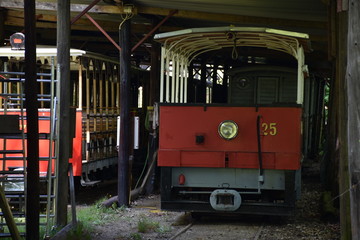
top-left (4, 9), bottom-right (182, 32)
top-left (0, 0), bottom-right (326, 30)
top-left (4, 9), bottom-right (169, 33)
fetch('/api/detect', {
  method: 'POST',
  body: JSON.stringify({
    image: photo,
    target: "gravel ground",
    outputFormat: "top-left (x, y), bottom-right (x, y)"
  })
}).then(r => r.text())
top-left (258, 180), bottom-right (340, 240)
top-left (74, 175), bottom-right (340, 240)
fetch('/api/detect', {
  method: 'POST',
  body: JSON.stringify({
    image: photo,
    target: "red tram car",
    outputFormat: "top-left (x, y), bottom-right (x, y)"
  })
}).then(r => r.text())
top-left (0, 46), bottom-right (121, 183)
top-left (155, 27), bottom-right (313, 215)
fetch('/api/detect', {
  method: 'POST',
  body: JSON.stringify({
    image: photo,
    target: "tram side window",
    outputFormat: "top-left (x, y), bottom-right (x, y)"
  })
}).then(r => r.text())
top-left (71, 71), bottom-right (79, 108)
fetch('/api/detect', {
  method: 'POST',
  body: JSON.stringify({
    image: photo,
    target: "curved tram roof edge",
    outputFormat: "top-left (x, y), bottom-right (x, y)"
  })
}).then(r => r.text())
top-left (154, 26), bottom-right (309, 40)
top-left (0, 45), bottom-right (119, 64)
top-left (154, 26), bottom-right (312, 58)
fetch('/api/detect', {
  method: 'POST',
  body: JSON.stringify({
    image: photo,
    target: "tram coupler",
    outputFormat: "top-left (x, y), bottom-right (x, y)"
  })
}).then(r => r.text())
top-left (209, 189), bottom-right (241, 211)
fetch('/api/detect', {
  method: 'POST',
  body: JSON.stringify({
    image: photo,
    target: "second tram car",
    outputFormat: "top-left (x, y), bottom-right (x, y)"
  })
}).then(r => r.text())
top-left (0, 45), bottom-right (122, 183)
top-left (155, 27), bottom-right (314, 215)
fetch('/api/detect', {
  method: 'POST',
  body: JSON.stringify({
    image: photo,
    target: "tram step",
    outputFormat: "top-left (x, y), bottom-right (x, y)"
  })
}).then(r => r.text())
top-left (0, 93), bottom-right (22, 97)
top-left (0, 77), bottom-right (22, 83)
top-left (19, 116), bottom-right (54, 121)
top-left (0, 150), bottom-right (23, 154)
top-left (0, 170), bottom-right (25, 175)
top-left (0, 71), bottom-right (53, 77)
top-left (0, 157), bottom-right (25, 160)
top-left (4, 193), bottom-right (56, 198)
top-left (8, 97), bottom-right (52, 102)
top-left (0, 77), bottom-right (57, 83)
top-left (0, 212), bottom-right (25, 217)
top-left (0, 132), bottom-right (52, 139)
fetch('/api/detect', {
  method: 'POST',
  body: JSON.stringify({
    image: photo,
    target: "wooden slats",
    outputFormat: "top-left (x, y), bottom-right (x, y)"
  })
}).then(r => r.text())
top-left (82, 58), bottom-right (120, 162)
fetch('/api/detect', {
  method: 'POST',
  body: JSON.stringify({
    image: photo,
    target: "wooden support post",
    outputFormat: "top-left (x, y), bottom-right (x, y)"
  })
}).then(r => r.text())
top-left (149, 33), bottom-right (160, 104)
top-left (334, 8), bottom-right (352, 240)
top-left (56, 0), bottom-right (71, 227)
top-left (0, 8), bottom-right (4, 46)
top-left (118, 19), bottom-right (131, 207)
top-left (24, 0), bottom-right (40, 239)
top-left (347, 0), bottom-right (360, 238)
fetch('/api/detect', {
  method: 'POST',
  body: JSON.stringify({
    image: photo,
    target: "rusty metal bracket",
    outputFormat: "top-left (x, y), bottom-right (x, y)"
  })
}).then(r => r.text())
top-left (69, 0), bottom-right (121, 51)
top-left (85, 13), bottom-right (122, 51)
top-left (70, 0), bottom-right (101, 25)
top-left (131, 9), bottom-right (178, 52)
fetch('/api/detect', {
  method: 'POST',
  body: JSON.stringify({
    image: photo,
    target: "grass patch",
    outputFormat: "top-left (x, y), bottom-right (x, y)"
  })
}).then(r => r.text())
top-left (137, 216), bottom-right (170, 234)
top-left (137, 216), bottom-right (160, 233)
top-left (66, 222), bottom-right (91, 240)
top-left (76, 197), bottom-right (125, 228)
top-left (72, 197), bottom-right (127, 238)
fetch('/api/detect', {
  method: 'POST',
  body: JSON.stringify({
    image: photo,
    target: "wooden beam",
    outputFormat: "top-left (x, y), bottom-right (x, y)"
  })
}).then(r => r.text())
top-left (0, 0), bottom-right (134, 14)
top-left (5, 10), bottom-right (166, 33)
top-left (118, 19), bottom-right (131, 207)
top-left (149, 19), bottom-right (161, 104)
top-left (24, 0), bottom-right (40, 239)
top-left (0, 0), bottom-right (327, 29)
top-left (0, 8), bottom-right (5, 45)
top-left (335, 6), bottom-right (352, 239)
top-left (5, 10), bottom-right (122, 32)
top-left (138, 6), bottom-right (327, 29)
top-left (56, 0), bottom-right (71, 227)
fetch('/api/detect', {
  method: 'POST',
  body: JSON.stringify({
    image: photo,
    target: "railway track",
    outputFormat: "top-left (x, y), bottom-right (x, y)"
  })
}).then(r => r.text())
top-left (76, 180), bottom-right (339, 240)
top-left (167, 215), bottom-right (266, 240)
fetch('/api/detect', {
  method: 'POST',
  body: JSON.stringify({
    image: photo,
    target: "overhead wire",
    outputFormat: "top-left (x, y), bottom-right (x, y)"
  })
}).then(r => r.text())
top-left (118, 4), bottom-right (134, 30)
top-left (232, 38), bottom-right (239, 60)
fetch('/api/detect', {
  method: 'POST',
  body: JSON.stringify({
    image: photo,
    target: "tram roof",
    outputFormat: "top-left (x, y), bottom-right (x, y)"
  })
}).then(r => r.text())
top-left (0, 46), bottom-right (86, 57)
top-left (154, 26), bottom-right (311, 59)
top-left (0, 46), bottom-right (119, 64)
top-left (155, 26), bottom-right (309, 40)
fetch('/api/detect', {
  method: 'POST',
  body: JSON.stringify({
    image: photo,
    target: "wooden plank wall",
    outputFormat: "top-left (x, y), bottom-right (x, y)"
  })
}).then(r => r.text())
top-left (326, 0), bottom-right (352, 239)
top-left (327, 0), bottom-right (360, 238)
top-left (346, 0), bottom-right (360, 238)
top-left (337, 9), bottom-right (352, 237)
top-left (81, 57), bottom-right (120, 163)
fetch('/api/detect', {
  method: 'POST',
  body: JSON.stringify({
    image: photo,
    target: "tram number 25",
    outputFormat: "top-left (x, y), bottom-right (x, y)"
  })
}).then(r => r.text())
top-left (261, 123), bottom-right (277, 136)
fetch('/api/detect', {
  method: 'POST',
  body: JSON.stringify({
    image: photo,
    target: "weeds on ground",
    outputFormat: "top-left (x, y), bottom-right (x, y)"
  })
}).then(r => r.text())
top-left (137, 215), bottom-right (171, 233)
top-left (76, 197), bottom-right (127, 231)
top-left (137, 216), bottom-right (160, 233)
top-left (66, 222), bottom-right (91, 240)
